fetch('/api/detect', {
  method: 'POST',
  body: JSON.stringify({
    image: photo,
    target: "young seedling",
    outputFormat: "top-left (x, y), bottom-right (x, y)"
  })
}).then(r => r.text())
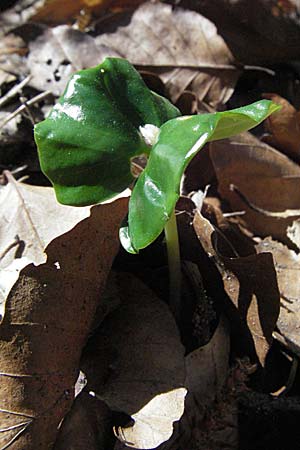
top-left (34, 57), bottom-right (280, 320)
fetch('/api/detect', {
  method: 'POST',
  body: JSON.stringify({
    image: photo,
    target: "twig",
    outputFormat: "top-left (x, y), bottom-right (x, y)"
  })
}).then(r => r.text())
top-left (137, 63), bottom-right (275, 76)
top-left (0, 91), bottom-right (52, 130)
top-left (0, 75), bottom-right (32, 108)
top-left (19, 95), bottom-right (36, 125)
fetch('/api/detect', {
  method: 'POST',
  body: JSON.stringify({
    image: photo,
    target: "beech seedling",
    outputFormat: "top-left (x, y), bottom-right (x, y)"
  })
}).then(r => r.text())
top-left (34, 57), bottom-right (279, 318)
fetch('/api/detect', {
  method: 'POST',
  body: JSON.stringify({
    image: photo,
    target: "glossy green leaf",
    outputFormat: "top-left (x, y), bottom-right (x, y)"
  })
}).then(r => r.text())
top-left (34, 58), bottom-right (180, 206)
top-left (125, 100), bottom-right (280, 253)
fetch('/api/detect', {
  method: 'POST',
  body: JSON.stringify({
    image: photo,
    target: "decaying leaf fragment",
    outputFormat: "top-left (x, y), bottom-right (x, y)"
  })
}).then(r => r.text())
top-left (0, 186), bottom-right (129, 449)
top-left (193, 209), bottom-right (280, 365)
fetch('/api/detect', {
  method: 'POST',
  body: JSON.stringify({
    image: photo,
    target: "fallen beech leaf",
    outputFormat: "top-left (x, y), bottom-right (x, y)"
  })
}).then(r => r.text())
top-left (115, 389), bottom-right (187, 449)
top-left (0, 172), bottom-right (93, 318)
top-left (88, 273), bottom-right (187, 449)
top-left (27, 25), bottom-right (118, 95)
top-left (256, 237), bottom-right (300, 357)
top-left (263, 93), bottom-right (300, 162)
top-left (210, 132), bottom-right (300, 245)
top-left (193, 210), bottom-right (280, 365)
top-left (185, 318), bottom-right (238, 450)
top-left (185, 317), bottom-right (229, 408)
top-left (95, 2), bottom-right (239, 106)
top-left (0, 189), bottom-right (129, 449)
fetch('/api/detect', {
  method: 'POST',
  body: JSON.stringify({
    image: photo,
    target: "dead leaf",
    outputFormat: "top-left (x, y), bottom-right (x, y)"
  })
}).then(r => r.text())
top-left (0, 33), bottom-right (28, 77)
top-left (0, 184), bottom-right (129, 449)
top-left (185, 316), bottom-right (230, 424)
top-left (94, 2), bottom-right (240, 106)
top-left (187, 0), bottom-right (300, 64)
top-left (24, 2), bottom-right (239, 104)
top-left (0, 172), bottom-right (93, 317)
top-left (185, 318), bottom-right (238, 450)
top-left (210, 132), bottom-right (300, 245)
top-left (193, 209), bottom-right (280, 366)
top-left (30, 0), bottom-right (146, 26)
top-left (84, 273), bottom-right (187, 449)
top-left (54, 392), bottom-right (113, 450)
top-left (115, 389), bottom-right (187, 449)
top-left (256, 237), bottom-right (300, 357)
top-left (263, 93), bottom-right (300, 162)
top-left (27, 25), bottom-right (119, 95)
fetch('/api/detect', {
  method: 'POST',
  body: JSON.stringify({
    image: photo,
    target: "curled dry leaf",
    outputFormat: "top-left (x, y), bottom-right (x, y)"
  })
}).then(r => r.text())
top-left (256, 237), bottom-right (300, 357)
top-left (0, 185), bottom-right (129, 449)
top-left (193, 209), bottom-right (280, 366)
top-left (210, 132), bottom-right (300, 245)
top-left (263, 93), bottom-right (300, 162)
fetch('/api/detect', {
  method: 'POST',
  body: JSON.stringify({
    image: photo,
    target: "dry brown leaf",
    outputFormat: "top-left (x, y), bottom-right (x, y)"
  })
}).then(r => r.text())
top-left (94, 2), bottom-right (239, 106)
top-left (185, 316), bottom-right (230, 411)
top-left (54, 392), bottom-right (113, 450)
top-left (27, 25), bottom-right (119, 95)
top-left (185, 318), bottom-right (238, 450)
top-left (193, 209), bottom-right (280, 366)
top-left (256, 237), bottom-right (300, 357)
top-left (30, 0), bottom-right (145, 26)
top-left (91, 273), bottom-right (187, 449)
top-left (25, 2), bottom-right (239, 104)
top-left (210, 132), bottom-right (300, 245)
top-left (0, 33), bottom-right (28, 77)
top-left (185, 0), bottom-right (300, 64)
top-left (0, 172), bottom-right (98, 318)
top-left (263, 93), bottom-right (300, 162)
top-left (0, 186), bottom-right (129, 449)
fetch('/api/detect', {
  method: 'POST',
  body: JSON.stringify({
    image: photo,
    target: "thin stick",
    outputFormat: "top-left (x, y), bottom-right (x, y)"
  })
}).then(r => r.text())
top-left (0, 91), bottom-right (52, 130)
top-left (164, 210), bottom-right (181, 322)
top-left (0, 75), bottom-right (32, 108)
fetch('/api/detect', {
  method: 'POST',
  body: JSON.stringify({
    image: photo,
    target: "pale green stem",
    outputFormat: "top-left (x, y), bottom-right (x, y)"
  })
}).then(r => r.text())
top-left (164, 210), bottom-right (181, 322)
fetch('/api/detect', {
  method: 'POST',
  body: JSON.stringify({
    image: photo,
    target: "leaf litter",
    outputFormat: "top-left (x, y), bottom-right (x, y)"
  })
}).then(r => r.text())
top-left (1, 0), bottom-right (300, 449)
